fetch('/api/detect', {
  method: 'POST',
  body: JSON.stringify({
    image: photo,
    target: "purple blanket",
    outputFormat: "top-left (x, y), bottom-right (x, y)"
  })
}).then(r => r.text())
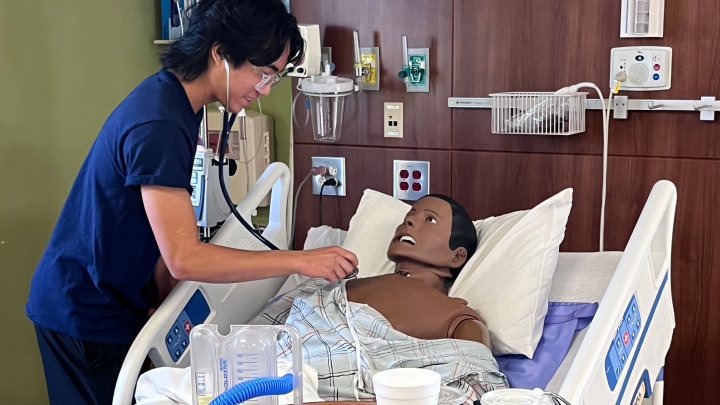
top-left (495, 302), bottom-right (598, 390)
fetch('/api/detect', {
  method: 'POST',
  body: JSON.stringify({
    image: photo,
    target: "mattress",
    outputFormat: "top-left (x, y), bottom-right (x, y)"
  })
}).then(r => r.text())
top-left (545, 251), bottom-right (623, 393)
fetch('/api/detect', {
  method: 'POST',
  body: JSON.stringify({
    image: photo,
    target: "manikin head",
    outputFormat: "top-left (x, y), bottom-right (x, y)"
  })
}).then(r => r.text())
top-left (387, 195), bottom-right (478, 292)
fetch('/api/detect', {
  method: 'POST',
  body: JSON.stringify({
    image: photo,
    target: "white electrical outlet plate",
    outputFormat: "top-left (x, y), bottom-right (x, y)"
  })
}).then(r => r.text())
top-left (384, 102), bottom-right (404, 138)
top-left (312, 157), bottom-right (346, 196)
top-left (610, 46), bottom-right (672, 91)
top-left (393, 160), bottom-right (429, 201)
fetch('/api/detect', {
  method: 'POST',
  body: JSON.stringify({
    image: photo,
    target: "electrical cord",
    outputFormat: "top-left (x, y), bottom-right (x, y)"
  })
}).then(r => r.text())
top-left (559, 81), bottom-right (621, 252)
top-left (319, 183), bottom-right (326, 227)
top-left (318, 177), bottom-right (339, 227)
top-left (290, 170), bottom-right (313, 248)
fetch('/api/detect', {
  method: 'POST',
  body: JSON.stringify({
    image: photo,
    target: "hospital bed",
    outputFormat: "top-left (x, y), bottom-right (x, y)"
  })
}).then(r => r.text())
top-left (112, 162), bottom-right (676, 405)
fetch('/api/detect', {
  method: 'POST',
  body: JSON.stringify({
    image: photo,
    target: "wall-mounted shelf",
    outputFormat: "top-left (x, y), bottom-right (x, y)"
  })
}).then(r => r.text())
top-left (448, 96), bottom-right (720, 121)
top-left (154, 40), bottom-right (173, 45)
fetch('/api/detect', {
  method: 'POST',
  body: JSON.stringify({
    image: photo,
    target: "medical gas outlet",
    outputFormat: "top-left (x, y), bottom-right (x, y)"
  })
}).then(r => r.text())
top-left (398, 36), bottom-right (429, 93)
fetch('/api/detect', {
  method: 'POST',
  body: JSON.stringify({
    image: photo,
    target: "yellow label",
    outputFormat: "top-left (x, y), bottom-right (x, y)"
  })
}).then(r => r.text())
top-left (613, 81), bottom-right (621, 94)
top-left (361, 54), bottom-right (377, 84)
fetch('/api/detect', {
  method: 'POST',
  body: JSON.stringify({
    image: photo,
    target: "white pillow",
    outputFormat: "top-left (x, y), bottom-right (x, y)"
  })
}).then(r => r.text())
top-left (449, 189), bottom-right (573, 357)
top-left (341, 190), bottom-right (411, 278)
top-left (340, 188), bottom-right (572, 357)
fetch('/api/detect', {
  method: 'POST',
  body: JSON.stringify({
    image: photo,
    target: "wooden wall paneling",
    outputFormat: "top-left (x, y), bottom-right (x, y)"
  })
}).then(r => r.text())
top-left (291, 0), bottom-right (454, 150)
top-left (452, 0), bottom-right (720, 159)
top-left (453, 150), bottom-right (720, 404)
top-left (354, 0), bottom-right (454, 149)
top-left (452, 151), bottom-right (604, 252)
top-left (292, 144), bottom-right (452, 249)
top-left (607, 155), bottom-right (720, 404)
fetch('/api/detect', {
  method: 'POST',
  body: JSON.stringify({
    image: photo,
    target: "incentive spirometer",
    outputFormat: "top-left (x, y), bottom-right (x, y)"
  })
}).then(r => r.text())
top-left (190, 325), bottom-right (303, 405)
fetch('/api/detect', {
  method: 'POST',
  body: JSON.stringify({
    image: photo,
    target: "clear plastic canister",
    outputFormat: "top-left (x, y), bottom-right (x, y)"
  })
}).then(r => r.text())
top-left (298, 75), bottom-right (354, 143)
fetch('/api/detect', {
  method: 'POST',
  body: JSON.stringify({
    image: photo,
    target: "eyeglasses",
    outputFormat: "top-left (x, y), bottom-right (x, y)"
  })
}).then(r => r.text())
top-left (252, 65), bottom-right (287, 91)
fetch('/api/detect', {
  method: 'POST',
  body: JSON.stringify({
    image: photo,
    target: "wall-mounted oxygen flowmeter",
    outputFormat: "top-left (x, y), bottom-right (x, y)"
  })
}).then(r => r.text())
top-left (398, 35), bottom-right (429, 93)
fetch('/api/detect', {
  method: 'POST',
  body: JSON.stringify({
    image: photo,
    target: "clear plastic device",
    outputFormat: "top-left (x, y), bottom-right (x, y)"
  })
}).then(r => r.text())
top-left (190, 325), bottom-right (303, 405)
top-left (298, 65), bottom-right (355, 143)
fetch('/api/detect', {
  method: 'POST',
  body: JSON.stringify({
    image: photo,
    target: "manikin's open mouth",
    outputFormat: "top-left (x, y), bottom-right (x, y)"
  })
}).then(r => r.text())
top-left (399, 235), bottom-right (416, 245)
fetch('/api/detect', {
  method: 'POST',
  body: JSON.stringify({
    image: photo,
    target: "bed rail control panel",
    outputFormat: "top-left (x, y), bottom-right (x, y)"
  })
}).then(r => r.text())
top-left (605, 295), bottom-right (642, 390)
top-left (165, 289), bottom-right (211, 362)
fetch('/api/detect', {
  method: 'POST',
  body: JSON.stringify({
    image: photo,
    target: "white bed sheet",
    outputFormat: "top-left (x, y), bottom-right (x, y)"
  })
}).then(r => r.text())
top-left (545, 251), bottom-right (622, 393)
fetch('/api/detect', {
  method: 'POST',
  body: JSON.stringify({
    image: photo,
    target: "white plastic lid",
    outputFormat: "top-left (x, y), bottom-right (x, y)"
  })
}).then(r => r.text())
top-left (480, 389), bottom-right (553, 405)
top-left (300, 75), bottom-right (355, 94)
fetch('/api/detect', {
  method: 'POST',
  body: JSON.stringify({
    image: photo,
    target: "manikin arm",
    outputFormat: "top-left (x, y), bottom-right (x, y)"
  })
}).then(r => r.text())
top-left (452, 319), bottom-right (493, 351)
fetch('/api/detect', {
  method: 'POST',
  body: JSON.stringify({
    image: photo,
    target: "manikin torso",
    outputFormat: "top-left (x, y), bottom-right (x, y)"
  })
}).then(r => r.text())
top-left (345, 274), bottom-right (481, 340)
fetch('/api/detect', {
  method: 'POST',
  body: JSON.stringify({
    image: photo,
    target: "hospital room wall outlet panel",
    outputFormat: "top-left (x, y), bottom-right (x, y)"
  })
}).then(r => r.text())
top-left (384, 102), bottom-right (404, 138)
top-left (394, 160), bottom-right (429, 201)
top-left (610, 47), bottom-right (672, 91)
top-left (312, 156), bottom-right (346, 196)
top-left (164, 290), bottom-right (211, 363)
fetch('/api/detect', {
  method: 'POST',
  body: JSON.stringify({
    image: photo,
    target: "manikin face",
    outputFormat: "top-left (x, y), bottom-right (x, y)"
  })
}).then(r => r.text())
top-left (386, 197), bottom-right (468, 283)
top-left (210, 45), bottom-right (291, 113)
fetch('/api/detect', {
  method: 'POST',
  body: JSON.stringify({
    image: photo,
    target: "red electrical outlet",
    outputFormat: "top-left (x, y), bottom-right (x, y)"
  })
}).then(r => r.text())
top-left (393, 160), bottom-right (429, 201)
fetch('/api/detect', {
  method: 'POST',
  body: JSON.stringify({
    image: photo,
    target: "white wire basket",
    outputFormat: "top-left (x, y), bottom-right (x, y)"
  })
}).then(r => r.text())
top-left (490, 92), bottom-right (587, 135)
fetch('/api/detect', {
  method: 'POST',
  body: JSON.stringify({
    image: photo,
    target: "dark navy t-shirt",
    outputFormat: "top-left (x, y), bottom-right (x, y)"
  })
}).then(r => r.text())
top-left (26, 69), bottom-right (202, 345)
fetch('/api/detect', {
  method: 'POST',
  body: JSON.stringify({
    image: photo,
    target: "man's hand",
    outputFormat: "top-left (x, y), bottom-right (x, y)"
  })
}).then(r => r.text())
top-left (294, 247), bottom-right (358, 282)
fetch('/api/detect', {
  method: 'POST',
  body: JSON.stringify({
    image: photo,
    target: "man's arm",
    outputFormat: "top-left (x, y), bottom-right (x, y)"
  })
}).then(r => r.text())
top-left (452, 319), bottom-right (493, 351)
top-left (142, 185), bottom-right (358, 283)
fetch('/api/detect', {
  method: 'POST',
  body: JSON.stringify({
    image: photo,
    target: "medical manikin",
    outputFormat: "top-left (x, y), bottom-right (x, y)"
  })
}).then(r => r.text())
top-left (345, 195), bottom-right (491, 349)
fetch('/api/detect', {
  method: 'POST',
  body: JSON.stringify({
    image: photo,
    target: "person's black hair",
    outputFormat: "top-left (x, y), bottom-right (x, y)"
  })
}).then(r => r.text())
top-left (161, 0), bottom-right (304, 81)
top-left (420, 194), bottom-right (478, 281)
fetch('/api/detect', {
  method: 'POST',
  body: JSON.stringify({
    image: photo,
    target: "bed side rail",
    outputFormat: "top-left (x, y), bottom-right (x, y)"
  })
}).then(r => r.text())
top-left (112, 163), bottom-right (292, 405)
top-left (559, 180), bottom-right (677, 404)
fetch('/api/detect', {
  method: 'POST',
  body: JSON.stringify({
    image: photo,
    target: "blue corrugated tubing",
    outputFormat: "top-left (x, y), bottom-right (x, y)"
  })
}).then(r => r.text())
top-left (209, 374), bottom-right (294, 405)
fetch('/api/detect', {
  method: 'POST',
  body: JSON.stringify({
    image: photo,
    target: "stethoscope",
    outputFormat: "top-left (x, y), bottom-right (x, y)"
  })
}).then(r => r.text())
top-left (216, 58), bottom-right (279, 251)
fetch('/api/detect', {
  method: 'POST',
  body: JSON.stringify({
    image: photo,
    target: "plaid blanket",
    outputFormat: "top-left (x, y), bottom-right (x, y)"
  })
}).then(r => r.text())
top-left (251, 279), bottom-right (508, 403)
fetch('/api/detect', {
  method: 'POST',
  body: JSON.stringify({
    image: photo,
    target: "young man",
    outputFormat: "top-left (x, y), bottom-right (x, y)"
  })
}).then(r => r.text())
top-left (26, 1), bottom-right (357, 403)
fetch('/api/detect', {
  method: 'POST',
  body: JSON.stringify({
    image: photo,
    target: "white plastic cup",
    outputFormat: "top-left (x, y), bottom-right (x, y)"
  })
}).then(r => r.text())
top-left (372, 368), bottom-right (442, 405)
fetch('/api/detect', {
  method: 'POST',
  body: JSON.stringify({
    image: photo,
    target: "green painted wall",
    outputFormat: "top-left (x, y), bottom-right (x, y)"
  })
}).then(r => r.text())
top-left (248, 80), bottom-right (293, 225)
top-left (0, 2), bottom-right (161, 402)
top-left (0, 1), bottom-right (292, 402)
